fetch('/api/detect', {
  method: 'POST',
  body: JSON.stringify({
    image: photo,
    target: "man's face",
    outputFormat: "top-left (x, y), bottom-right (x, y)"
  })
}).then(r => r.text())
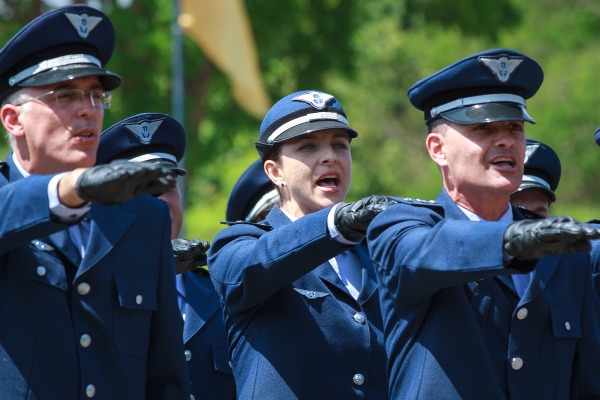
top-left (158, 179), bottom-right (184, 239)
top-left (429, 120), bottom-right (526, 200)
top-left (6, 76), bottom-right (105, 174)
top-left (510, 188), bottom-right (551, 218)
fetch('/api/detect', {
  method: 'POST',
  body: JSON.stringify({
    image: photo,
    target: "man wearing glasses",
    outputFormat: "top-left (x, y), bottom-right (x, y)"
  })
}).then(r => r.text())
top-left (0, 5), bottom-right (190, 399)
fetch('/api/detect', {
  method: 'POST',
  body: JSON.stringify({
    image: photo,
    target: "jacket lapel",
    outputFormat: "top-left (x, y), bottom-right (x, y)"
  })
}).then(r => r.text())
top-left (77, 204), bottom-right (135, 275)
top-left (183, 272), bottom-right (221, 343)
top-left (520, 255), bottom-right (559, 304)
top-left (48, 229), bottom-right (82, 266)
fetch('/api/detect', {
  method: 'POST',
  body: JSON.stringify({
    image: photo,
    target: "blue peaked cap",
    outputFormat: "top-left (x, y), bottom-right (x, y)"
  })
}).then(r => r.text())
top-left (255, 90), bottom-right (358, 160)
top-left (515, 138), bottom-right (561, 202)
top-left (0, 4), bottom-right (121, 100)
top-left (97, 113), bottom-right (186, 176)
top-left (408, 49), bottom-right (543, 125)
top-left (226, 159), bottom-right (278, 222)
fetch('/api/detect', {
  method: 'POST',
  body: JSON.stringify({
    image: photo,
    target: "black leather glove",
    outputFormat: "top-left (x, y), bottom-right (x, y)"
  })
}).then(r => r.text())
top-left (75, 160), bottom-right (176, 205)
top-left (172, 238), bottom-right (211, 274)
top-left (334, 195), bottom-right (397, 242)
top-left (503, 216), bottom-right (600, 260)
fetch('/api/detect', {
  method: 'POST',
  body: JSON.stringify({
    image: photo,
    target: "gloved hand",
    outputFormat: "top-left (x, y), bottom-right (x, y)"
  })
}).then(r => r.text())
top-left (334, 195), bottom-right (397, 242)
top-left (172, 238), bottom-right (211, 274)
top-left (503, 216), bottom-right (600, 260)
top-left (75, 160), bottom-right (176, 205)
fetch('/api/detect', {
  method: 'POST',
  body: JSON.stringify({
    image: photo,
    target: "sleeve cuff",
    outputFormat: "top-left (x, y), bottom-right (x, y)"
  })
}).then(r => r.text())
top-left (327, 203), bottom-right (362, 245)
top-left (48, 173), bottom-right (91, 223)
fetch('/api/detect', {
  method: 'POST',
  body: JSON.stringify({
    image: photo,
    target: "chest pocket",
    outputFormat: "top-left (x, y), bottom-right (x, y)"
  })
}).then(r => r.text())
top-left (0, 243), bottom-right (69, 333)
top-left (113, 273), bottom-right (158, 355)
top-left (212, 344), bottom-right (233, 374)
top-left (540, 305), bottom-right (581, 382)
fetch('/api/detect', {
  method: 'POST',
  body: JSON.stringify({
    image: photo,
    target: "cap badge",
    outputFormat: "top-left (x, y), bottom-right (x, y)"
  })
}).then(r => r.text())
top-left (65, 12), bottom-right (102, 39)
top-left (479, 55), bottom-right (523, 83)
top-left (292, 91), bottom-right (334, 110)
top-left (123, 119), bottom-right (163, 144)
top-left (524, 142), bottom-right (539, 164)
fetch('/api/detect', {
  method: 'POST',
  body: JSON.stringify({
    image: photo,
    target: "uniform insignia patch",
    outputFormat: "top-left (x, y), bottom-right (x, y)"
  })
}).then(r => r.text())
top-left (123, 119), bottom-right (163, 144)
top-left (292, 91), bottom-right (334, 110)
top-left (479, 55), bottom-right (523, 83)
top-left (65, 12), bottom-right (102, 39)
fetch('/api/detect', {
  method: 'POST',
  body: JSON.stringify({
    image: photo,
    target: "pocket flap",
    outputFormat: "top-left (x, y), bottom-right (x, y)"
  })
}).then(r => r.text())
top-left (212, 344), bottom-right (233, 374)
top-left (550, 305), bottom-right (581, 338)
top-left (114, 273), bottom-right (158, 311)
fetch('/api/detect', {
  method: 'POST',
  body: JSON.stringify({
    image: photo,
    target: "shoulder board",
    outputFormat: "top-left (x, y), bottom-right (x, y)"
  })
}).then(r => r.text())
top-left (220, 220), bottom-right (273, 232)
top-left (389, 196), bottom-right (442, 208)
top-left (585, 219), bottom-right (600, 224)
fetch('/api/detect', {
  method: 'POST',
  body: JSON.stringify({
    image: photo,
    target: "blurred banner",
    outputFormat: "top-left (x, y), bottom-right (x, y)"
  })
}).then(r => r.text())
top-left (180, 0), bottom-right (270, 118)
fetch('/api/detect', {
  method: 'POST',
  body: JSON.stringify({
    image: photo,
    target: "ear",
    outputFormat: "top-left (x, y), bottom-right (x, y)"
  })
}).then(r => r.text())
top-left (264, 159), bottom-right (284, 186)
top-left (426, 132), bottom-right (447, 167)
top-left (1, 104), bottom-right (25, 139)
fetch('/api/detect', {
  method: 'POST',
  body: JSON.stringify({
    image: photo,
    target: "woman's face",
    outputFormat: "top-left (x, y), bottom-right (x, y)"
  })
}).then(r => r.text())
top-left (265, 129), bottom-right (352, 218)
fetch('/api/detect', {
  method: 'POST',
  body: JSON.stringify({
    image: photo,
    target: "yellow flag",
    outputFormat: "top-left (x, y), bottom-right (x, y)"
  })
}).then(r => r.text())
top-left (180, 0), bottom-right (270, 118)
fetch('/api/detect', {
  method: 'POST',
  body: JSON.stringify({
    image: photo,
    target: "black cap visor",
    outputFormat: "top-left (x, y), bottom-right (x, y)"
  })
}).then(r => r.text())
top-left (440, 103), bottom-right (535, 125)
top-left (152, 159), bottom-right (187, 176)
top-left (514, 175), bottom-right (555, 202)
top-left (17, 64), bottom-right (121, 91)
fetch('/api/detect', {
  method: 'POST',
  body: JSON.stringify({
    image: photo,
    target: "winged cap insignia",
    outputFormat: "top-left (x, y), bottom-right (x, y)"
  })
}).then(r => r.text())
top-left (123, 119), bottom-right (164, 144)
top-left (65, 12), bottom-right (103, 39)
top-left (292, 91), bottom-right (335, 110)
top-left (479, 56), bottom-right (523, 83)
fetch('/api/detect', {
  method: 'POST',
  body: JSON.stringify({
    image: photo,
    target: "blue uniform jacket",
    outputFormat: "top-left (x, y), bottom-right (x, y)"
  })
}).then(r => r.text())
top-left (0, 157), bottom-right (190, 399)
top-left (367, 189), bottom-right (600, 400)
top-left (181, 270), bottom-right (235, 399)
top-left (208, 205), bottom-right (388, 399)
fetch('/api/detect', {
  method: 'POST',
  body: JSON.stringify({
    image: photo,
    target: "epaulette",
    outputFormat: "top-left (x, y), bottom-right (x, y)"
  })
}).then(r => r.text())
top-left (586, 219), bottom-right (600, 224)
top-left (389, 196), bottom-right (442, 209)
top-left (220, 220), bottom-right (273, 232)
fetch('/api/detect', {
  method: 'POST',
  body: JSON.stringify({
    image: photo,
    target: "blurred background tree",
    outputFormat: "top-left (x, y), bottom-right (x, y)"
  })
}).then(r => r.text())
top-left (1, 0), bottom-right (600, 242)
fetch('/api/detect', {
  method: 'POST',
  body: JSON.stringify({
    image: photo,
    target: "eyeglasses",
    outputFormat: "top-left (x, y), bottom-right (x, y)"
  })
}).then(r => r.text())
top-left (13, 88), bottom-right (112, 110)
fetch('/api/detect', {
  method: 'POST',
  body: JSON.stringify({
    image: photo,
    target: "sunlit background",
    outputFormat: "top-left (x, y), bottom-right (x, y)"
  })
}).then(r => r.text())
top-left (2, 0), bottom-right (600, 243)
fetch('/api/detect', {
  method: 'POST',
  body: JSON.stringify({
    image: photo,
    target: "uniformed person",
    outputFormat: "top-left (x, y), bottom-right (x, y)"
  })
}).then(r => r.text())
top-left (97, 112), bottom-right (235, 399)
top-left (510, 138), bottom-right (561, 218)
top-left (208, 90), bottom-right (394, 399)
top-left (0, 6), bottom-right (189, 399)
top-left (367, 48), bottom-right (600, 399)
top-left (226, 159), bottom-right (279, 223)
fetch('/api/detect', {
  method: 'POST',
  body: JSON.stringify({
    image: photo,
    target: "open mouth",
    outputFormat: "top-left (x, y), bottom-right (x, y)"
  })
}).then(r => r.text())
top-left (490, 157), bottom-right (515, 168)
top-left (316, 174), bottom-right (339, 188)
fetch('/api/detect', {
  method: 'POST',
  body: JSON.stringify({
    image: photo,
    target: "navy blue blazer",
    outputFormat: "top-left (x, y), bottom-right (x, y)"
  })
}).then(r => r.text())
top-left (181, 270), bottom-right (235, 399)
top-left (208, 205), bottom-right (388, 399)
top-left (367, 189), bottom-right (600, 400)
top-left (0, 156), bottom-right (190, 399)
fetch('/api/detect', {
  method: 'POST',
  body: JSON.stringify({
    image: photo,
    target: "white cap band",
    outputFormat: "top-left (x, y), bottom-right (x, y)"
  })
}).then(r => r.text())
top-left (129, 152), bottom-right (177, 164)
top-left (9, 53), bottom-right (101, 87)
top-left (430, 93), bottom-right (525, 119)
top-left (267, 111), bottom-right (349, 144)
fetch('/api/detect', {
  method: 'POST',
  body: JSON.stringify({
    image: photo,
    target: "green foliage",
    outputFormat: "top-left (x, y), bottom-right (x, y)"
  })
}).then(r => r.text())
top-left (2, 0), bottom-right (600, 242)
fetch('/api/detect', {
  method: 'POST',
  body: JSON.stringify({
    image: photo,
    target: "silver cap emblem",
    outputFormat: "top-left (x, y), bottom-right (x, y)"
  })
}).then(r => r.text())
top-left (292, 91), bottom-right (334, 110)
top-left (123, 120), bottom-right (163, 144)
top-left (479, 56), bottom-right (523, 83)
top-left (65, 13), bottom-right (103, 39)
